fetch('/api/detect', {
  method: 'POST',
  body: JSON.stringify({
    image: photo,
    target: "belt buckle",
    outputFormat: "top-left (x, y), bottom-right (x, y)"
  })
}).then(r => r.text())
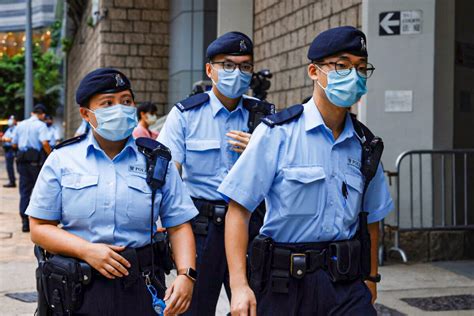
top-left (290, 253), bottom-right (306, 279)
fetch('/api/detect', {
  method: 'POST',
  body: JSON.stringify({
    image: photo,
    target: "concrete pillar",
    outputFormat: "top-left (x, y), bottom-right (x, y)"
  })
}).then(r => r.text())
top-left (217, 0), bottom-right (253, 37)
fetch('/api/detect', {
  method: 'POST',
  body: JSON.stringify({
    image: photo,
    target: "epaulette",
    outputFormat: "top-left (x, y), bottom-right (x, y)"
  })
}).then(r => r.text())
top-left (349, 113), bottom-right (374, 144)
top-left (54, 133), bottom-right (88, 150)
top-left (174, 93), bottom-right (210, 112)
top-left (261, 104), bottom-right (303, 127)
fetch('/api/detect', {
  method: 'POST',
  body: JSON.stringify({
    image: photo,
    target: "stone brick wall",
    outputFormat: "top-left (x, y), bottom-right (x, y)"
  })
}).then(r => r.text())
top-left (253, 0), bottom-right (362, 109)
top-left (65, 0), bottom-right (169, 137)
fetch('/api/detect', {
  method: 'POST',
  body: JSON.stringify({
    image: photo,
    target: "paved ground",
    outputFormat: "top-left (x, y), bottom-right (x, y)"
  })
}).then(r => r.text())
top-left (0, 155), bottom-right (473, 315)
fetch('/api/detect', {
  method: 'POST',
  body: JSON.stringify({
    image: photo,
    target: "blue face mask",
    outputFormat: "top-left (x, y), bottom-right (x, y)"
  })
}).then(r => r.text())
top-left (88, 104), bottom-right (137, 141)
top-left (317, 67), bottom-right (367, 108)
top-left (212, 68), bottom-right (252, 99)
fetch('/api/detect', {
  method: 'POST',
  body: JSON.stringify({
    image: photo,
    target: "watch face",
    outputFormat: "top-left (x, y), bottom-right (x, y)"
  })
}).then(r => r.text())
top-left (187, 268), bottom-right (197, 280)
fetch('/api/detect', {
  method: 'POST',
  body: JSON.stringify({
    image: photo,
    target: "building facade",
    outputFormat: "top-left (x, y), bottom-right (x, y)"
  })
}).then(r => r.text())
top-left (65, 0), bottom-right (169, 135)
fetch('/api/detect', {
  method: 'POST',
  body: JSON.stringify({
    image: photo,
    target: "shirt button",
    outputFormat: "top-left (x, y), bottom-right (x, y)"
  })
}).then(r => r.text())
top-left (329, 200), bottom-right (334, 206)
top-left (108, 182), bottom-right (113, 186)
top-left (325, 227), bottom-right (331, 232)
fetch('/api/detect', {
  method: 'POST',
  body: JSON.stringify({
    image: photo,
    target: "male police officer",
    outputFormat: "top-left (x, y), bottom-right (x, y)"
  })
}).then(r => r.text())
top-left (2, 115), bottom-right (17, 188)
top-left (12, 104), bottom-right (51, 232)
top-left (27, 68), bottom-right (198, 315)
top-left (158, 31), bottom-right (272, 315)
top-left (219, 26), bottom-right (393, 315)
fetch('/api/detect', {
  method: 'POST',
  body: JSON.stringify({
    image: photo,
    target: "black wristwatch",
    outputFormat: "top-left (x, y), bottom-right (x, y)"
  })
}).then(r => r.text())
top-left (366, 274), bottom-right (381, 283)
top-left (178, 268), bottom-right (197, 282)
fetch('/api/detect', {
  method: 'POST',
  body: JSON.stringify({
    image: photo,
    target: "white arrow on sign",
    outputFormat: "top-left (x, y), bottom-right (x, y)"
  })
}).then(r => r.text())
top-left (380, 12), bottom-right (400, 34)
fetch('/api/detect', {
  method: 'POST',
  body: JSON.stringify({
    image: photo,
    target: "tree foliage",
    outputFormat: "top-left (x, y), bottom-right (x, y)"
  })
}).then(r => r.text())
top-left (0, 45), bottom-right (61, 120)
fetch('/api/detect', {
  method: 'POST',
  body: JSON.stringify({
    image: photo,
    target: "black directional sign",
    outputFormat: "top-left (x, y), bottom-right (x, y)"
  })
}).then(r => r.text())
top-left (379, 11), bottom-right (400, 36)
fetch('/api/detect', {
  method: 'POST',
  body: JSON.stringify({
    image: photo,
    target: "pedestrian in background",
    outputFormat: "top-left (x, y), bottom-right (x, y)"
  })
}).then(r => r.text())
top-left (133, 101), bottom-right (159, 139)
top-left (2, 115), bottom-right (17, 188)
top-left (12, 104), bottom-right (51, 232)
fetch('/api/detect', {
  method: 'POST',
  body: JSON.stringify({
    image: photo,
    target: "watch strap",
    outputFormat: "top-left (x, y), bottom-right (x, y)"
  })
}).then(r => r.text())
top-left (366, 273), bottom-right (381, 283)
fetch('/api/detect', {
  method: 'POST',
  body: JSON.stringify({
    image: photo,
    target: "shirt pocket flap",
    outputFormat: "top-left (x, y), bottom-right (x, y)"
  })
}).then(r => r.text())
top-left (127, 176), bottom-right (152, 194)
top-left (346, 173), bottom-right (364, 193)
top-left (61, 174), bottom-right (98, 190)
top-left (186, 139), bottom-right (221, 151)
top-left (283, 166), bottom-right (326, 184)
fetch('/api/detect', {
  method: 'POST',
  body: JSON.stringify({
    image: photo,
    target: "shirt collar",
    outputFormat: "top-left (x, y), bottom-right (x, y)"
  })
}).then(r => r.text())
top-left (85, 131), bottom-right (137, 160)
top-left (208, 90), bottom-right (245, 118)
top-left (303, 98), bottom-right (325, 132)
top-left (303, 98), bottom-right (357, 142)
top-left (30, 115), bottom-right (39, 122)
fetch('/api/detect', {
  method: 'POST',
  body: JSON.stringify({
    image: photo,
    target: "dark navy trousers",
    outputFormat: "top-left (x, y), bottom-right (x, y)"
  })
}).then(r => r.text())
top-left (184, 220), bottom-right (230, 316)
top-left (4, 149), bottom-right (16, 184)
top-left (74, 270), bottom-right (166, 315)
top-left (256, 269), bottom-right (376, 316)
top-left (17, 162), bottom-right (41, 219)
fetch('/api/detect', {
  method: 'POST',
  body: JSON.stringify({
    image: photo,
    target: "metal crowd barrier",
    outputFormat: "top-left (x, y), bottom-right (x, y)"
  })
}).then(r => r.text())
top-left (380, 149), bottom-right (474, 265)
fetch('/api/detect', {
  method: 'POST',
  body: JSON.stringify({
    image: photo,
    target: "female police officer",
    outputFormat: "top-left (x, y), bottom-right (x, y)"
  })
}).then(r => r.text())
top-left (219, 27), bottom-right (393, 315)
top-left (26, 68), bottom-right (198, 315)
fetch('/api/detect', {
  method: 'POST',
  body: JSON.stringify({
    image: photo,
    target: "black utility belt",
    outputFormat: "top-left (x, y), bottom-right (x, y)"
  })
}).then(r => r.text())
top-left (16, 148), bottom-right (41, 163)
top-left (271, 239), bottom-right (362, 282)
top-left (191, 198), bottom-right (228, 235)
top-left (35, 241), bottom-right (172, 315)
top-left (249, 235), bottom-right (363, 294)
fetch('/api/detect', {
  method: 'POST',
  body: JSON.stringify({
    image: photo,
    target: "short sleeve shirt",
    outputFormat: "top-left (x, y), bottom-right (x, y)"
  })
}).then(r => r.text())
top-left (158, 90), bottom-right (252, 200)
top-left (218, 99), bottom-right (393, 243)
top-left (26, 132), bottom-right (198, 248)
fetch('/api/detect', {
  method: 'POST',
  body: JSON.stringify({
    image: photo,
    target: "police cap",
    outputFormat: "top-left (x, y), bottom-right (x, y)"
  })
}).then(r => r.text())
top-left (206, 31), bottom-right (253, 59)
top-left (33, 103), bottom-right (47, 113)
top-left (75, 68), bottom-right (133, 106)
top-left (307, 26), bottom-right (368, 61)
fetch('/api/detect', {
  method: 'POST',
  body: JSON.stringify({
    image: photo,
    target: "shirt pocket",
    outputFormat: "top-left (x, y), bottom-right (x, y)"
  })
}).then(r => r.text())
top-left (344, 172), bottom-right (364, 222)
top-left (61, 174), bottom-right (98, 219)
top-left (280, 166), bottom-right (327, 217)
top-left (126, 175), bottom-right (161, 223)
top-left (185, 139), bottom-right (221, 176)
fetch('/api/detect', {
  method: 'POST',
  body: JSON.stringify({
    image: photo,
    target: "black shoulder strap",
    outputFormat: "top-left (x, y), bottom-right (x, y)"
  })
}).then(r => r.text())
top-left (243, 98), bottom-right (276, 133)
top-left (54, 133), bottom-right (88, 150)
top-left (174, 93), bottom-right (210, 112)
top-left (350, 113), bottom-right (374, 144)
top-left (261, 104), bottom-right (303, 127)
top-left (242, 98), bottom-right (275, 114)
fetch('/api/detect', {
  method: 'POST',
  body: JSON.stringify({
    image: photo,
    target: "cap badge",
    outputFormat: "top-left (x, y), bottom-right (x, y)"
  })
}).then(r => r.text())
top-left (240, 40), bottom-right (247, 52)
top-left (360, 38), bottom-right (367, 52)
top-left (115, 74), bottom-right (125, 87)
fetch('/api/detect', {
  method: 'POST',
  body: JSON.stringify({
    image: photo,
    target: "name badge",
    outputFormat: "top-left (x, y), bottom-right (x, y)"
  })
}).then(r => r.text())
top-left (347, 157), bottom-right (361, 170)
top-left (129, 165), bottom-right (147, 176)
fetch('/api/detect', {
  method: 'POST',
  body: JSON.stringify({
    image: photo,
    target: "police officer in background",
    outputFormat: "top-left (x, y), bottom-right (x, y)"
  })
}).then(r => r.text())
top-left (44, 115), bottom-right (61, 147)
top-left (27, 68), bottom-right (198, 315)
top-left (2, 115), bottom-right (17, 188)
top-left (158, 32), bottom-right (271, 315)
top-left (12, 104), bottom-right (51, 232)
top-left (219, 26), bottom-right (393, 315)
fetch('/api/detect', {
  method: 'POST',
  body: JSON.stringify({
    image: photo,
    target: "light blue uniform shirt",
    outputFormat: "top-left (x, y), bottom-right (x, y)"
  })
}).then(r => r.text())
top-left (26, 132), bottom-right (198, 248)
top-left (3, 125), bottom-right (16, 147)
top-left (218, 99), bottom-right (393, 243)
top-left (12, 115), bottom-right (49, 151)
top-left (158, 90), bottom-right (251, 200)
